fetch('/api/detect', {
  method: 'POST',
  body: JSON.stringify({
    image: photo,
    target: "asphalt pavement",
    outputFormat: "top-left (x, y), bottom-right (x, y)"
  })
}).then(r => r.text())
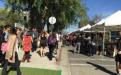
top-left (67, 46), bottom-right (117, 75)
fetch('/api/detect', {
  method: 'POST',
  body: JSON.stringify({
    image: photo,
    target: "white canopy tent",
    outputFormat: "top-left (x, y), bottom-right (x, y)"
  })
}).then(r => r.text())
top-left (90, 10), bottom-right (121, 30)
top-left (94, 10), bottom-right (121, 26)
top-left (92, 10), bottom-right (121, 55)
top-left (105, 10), bottom-right (121, 26)
top-left (95, 19), bottom-right (105, 26)
top-left (67, 24), bottom-right (92, 35)
top-left (79, 24), bottom-right (91, 31)
top-left (68, 24), bottom-right (91, 34)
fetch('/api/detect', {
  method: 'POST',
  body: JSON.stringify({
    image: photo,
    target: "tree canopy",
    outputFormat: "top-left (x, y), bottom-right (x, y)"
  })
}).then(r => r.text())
top-left (5, 0), bottom-right (88, 32)
top-left (0, 8), bottom-right (22, 26)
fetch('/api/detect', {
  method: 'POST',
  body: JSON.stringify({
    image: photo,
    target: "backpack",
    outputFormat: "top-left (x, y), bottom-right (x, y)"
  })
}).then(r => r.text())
top-left (0, 32), bottom-right (8, 54)
top-left (48, 36), bottom-right (57, 45)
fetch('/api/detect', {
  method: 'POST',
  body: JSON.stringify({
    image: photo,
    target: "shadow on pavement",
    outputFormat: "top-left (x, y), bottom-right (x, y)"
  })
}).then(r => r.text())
top-left (86, 62), bottom-right (116, 75)
top-left (37, 51), bottom-right (49, 57)
top-left (36, 50), bottom-right (56, 61)
top-left (103, 55), bottom-right (114, 59)
top-left (68, 49), bottom-right (93, 57)
top-left (68, 49), bottom-right (74, 54)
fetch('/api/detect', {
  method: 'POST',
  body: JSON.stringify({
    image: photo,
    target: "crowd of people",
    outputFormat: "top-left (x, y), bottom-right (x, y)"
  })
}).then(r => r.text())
top-left (1, 25), bottom-right (121, 75)
top-left (0, 25), bottom-right (62, 75)
top-left (63, 33), bottom-right (103, 56)
top-left (63, 31), bottom-right (121, 75)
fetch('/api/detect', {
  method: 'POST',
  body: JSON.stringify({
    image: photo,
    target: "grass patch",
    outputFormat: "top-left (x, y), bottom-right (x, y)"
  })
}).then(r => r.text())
top-left (0, 67), bottom-right (61, 75)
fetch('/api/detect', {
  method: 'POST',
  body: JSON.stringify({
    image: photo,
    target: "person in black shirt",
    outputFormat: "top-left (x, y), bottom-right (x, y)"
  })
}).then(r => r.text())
top-left (39, 32), bottom-right (47, 57)
top-left (75, 35), bottom-right (82, 53)
top-left (115, 51), bottom-right (121, 75)
top-left (115, 31), bottom-right (121, 75)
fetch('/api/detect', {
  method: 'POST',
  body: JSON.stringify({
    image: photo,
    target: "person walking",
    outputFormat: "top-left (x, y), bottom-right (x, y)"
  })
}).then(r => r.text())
top-left (75, 35), bottom-right (81, 53)
top-left (22, 31), bottom-right (33, 62)
top-left (115, 51), bottom-right (121, 75)
top-left (48, 33), bottom-right (57, 60)
top-left (1, 27), bottom-right (22, 75)
top-left (39, 32), bottom-right (47, 57)
top-left (115, 31), bottom-right (121, 75)
top-left (31, 28), bottom-right (38, 52)
top-left (0, 25), bottom-right (10, 66)
top-left (1, 25), bottom-right (10, 54)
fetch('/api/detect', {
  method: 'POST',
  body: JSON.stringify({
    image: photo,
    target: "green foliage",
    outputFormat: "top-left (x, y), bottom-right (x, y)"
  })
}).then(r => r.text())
top-left (79, 0), bottom-right (89, 27)
top-left (5, 0), bottom-right (88, 32)
top-left (0, 8), bottom-right (22, 26)
top-left (0, 9), bottom-right (7, 26)
top-left (89, 15), bottom-right (102, 25)
top-left (6, 11), bottom-right (22, 25)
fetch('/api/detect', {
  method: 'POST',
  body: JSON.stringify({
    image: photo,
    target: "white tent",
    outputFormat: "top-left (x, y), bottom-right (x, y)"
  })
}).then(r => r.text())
top-left (96, 19), bottom-right (105, 25)
top-left (105, 10), bottom-right (121, 26)
top-left (92, 10), bottom-right (121, 55)
top-left (85, 19), bottom-right (106, 31)
top-left (79, 24), bottom-right (91, 31)
top-left (67, 24), bottom-right (91, 34)
top-left (91, 10), bottom-right (121, 28)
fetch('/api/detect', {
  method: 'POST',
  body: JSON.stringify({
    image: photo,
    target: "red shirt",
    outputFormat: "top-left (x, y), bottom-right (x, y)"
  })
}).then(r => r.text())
top-left (23, 35), bottom-right (32, 52)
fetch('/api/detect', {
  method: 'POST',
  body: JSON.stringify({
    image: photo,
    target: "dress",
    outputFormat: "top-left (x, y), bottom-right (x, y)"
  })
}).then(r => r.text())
top-left (40, 36), bottom-right (47, 48)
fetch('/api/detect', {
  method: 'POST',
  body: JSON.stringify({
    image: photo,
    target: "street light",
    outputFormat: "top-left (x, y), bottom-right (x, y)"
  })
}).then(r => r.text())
top-left (47, 3), bottom-right (64, 32)
top-left (49, 16), bottom-right (56, 32)
top-left (23, 11), bottom-right (29, 22)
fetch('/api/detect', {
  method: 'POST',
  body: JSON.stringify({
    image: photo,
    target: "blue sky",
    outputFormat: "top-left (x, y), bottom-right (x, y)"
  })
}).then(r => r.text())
top-left (84, 0), bottom-right (121, 19)
top-left (66, 0), bottom-right (121, 33)
top-left (0, 0), bottom-right (5, 8)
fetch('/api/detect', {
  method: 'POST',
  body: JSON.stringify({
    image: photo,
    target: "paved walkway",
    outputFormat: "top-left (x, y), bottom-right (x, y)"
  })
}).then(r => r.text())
top-left (18, 42), bottom-right (71, 75)
top-left (68, 46), bottom-right (117, 75)
top-left (19, 47), bottom-right (60, 70)
top-left (60, 46), bottom-right (71, 75)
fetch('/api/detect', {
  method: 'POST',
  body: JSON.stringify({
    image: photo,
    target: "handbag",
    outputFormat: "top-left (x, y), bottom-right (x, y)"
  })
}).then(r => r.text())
top-left (6, 38), bottom-right (16, 64)
top-left (1, 42), bottom-right (8, 54)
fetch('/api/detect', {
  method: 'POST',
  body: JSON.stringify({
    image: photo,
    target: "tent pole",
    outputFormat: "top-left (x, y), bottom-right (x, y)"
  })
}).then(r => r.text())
top-left (103, 26), bottom-right (105, 55)
top-left (109, 31), bottom-right (111, 42)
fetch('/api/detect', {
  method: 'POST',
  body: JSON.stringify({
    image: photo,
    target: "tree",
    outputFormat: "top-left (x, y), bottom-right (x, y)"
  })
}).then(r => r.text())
top-left (5, 0), bottom-right (88, 32)
top-left (89, 15), bottom-right (102, 25)
top-left (79, 3), bottom-right (89, 28)
top-left (0, 8), bottom-right (7, 26)
top-left (0, 8), bottom-right (21, 26)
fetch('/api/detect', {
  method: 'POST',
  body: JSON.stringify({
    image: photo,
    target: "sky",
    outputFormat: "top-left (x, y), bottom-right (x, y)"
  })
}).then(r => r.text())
top-left (0, 0), bottom-right (5, 8)
top-left (84, 0), bottom-right (121, 19)
top-left (66, 0), bottom-right (121, 33)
